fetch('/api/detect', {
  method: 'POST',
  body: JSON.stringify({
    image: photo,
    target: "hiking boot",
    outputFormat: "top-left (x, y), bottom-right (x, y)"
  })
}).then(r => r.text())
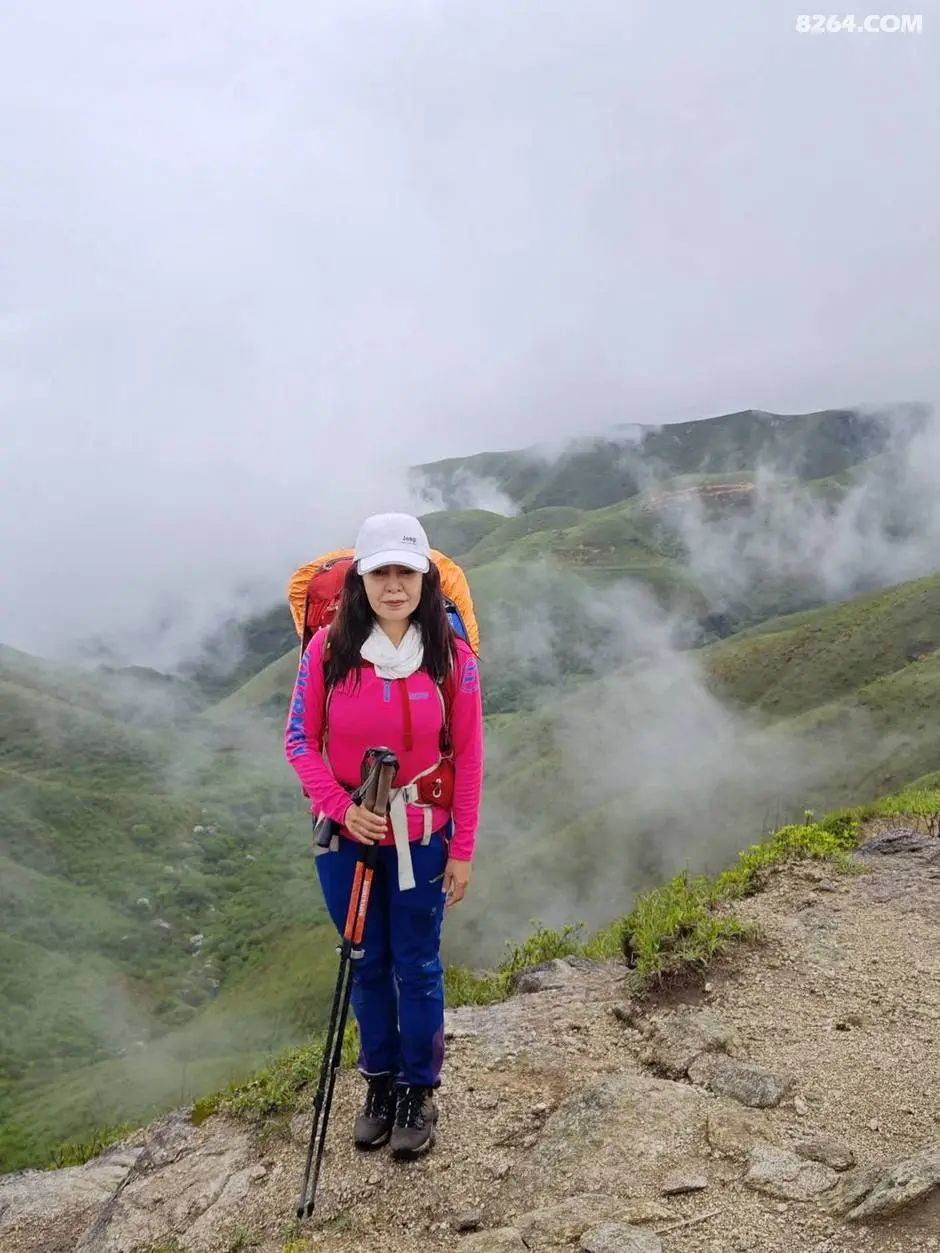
top-left (390, 1084), bottom-right (438, 1160)
top-left (353, 1074), bottom-right (395, 1150)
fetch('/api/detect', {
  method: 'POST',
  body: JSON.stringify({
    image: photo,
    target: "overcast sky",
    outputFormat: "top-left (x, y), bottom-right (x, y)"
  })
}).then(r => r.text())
top-left (1, 0), bottom-right (936, 662)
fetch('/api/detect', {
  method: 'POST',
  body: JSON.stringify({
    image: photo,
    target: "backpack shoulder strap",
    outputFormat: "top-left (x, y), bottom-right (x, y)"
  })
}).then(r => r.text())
top-left (303, 627), bottom-right (333, 747)
top-left (439, 650), bottom-right (458, 757)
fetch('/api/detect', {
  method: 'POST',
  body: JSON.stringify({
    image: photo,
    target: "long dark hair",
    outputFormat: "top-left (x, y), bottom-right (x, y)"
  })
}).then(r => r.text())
top-left (325, 561), bottom-right (458, 689)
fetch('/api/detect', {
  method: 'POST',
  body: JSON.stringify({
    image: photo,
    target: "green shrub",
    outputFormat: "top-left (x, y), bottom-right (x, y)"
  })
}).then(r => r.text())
top-left (620, 872), bottom-right (753, 982)
top-left (226, 1228), bottom-right (259, 1252)
top-left (716, 817), bottom-right (862, 900)
top-left (443, 965), bottom-right (505, 1007)
top-left (581, 918), bottom-right (628, 960)
top-left (498, 920), bottom-right (584, 976)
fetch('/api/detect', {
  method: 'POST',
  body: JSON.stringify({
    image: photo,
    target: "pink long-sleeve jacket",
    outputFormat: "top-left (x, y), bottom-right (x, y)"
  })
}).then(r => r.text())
top-left (284, 630), bottom-right (483, 861)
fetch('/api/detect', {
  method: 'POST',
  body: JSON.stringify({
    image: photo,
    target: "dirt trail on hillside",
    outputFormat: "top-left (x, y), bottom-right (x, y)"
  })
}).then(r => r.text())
top-left (2, 819), bottom-right (939, 1253)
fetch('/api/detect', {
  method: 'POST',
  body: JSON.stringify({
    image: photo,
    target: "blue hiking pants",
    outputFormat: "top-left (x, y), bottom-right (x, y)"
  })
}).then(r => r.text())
top-left (315, 829), bottom-right (449, 1088)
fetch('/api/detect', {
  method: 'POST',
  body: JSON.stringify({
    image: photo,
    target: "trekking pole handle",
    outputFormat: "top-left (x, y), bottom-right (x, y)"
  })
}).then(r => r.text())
top-left (358, 750), bottom-right (398, 870)
top-left (372, 760), bottom-right (395, 818)
top-left (315, 748), bottom-right (399, 851)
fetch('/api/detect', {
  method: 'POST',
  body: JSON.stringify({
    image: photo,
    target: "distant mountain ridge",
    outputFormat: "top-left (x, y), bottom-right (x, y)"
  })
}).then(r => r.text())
top-left (411, 405), bottom-right (921, 511)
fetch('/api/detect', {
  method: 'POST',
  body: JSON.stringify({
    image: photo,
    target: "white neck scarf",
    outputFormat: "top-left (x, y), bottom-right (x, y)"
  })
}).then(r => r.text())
top-left (360, 622), bottom-right (424, 679)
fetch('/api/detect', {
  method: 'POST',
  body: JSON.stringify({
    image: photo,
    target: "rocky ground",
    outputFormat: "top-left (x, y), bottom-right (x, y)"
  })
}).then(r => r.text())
top-left (2, 818), bottom-right (939, 1253)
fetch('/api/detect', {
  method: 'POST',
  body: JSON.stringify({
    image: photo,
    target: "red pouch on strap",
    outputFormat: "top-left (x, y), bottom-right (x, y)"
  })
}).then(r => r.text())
top-left (414, 759), bottom-right (455, 808)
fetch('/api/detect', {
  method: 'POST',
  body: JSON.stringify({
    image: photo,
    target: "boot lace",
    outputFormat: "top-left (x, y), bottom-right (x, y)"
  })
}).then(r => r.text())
top-left (396, 1085), bottom-right (428, 1129)
top-left (364, 1075), bottom-right (392, 1119)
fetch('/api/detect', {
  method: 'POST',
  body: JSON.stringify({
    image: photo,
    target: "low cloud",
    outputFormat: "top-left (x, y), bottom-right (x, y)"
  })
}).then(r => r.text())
top-left (409, 467), bottom-right (520, 518)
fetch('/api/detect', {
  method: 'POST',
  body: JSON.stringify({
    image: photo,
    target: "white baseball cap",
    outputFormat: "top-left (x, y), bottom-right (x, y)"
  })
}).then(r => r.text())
top-left (354, 512), bottom-right (431, 575)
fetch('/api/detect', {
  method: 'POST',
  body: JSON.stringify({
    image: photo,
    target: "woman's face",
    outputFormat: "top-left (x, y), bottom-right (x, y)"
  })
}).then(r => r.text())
top-left (363, 565), bottom-right (423, 624)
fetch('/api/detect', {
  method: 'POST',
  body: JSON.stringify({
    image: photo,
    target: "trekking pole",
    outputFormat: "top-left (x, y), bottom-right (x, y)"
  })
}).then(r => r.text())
top-left (296, 746), bottom-right (399, 1219)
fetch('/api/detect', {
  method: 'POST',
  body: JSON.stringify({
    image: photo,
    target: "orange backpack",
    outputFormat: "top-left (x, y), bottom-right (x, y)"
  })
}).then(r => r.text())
top-left (287, 548), bottom-right (479, 654)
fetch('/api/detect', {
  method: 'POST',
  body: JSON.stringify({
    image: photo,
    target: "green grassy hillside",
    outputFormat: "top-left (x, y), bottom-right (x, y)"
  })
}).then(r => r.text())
top-left (705, 571), bottom-right (940, 715)
top-left (0, 919), bottom-right (342, 1172)
top-left (211, 649), bottom-right (300, 720)
top-left (0, 650), bottom-right (341, 1171)
top-left (421, 508), bottom-right (506, 558)
top-left (459, 506), bottom-right (587, 565)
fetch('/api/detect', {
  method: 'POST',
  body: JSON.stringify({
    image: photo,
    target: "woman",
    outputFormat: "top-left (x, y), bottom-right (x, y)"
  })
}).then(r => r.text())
top-left (284, 512), bottom-right (483, 1160)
